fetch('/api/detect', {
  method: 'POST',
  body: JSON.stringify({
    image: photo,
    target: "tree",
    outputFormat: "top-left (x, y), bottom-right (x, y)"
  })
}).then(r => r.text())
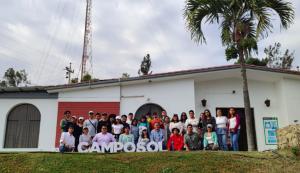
top-left (1, 68), bottom-right (30, 87)
top-left (184, 0), bottom-right (294, 151)
top-left (71, 78), bottom-right (79, 84)
top-left (138, 54), bottom-right (152, 76)
top-left (121, 73), bottom-right (130, 79)
top-left (235, 57), bottom-right (268, 66)
top-left (265, 42), bottom-right (295, 69)
top-left (82, 73), bottom-right (92, 82)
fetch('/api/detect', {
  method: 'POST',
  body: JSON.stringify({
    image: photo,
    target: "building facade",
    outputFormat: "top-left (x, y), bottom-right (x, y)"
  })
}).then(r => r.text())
top-left (1, 65), bottom-right (300, 151)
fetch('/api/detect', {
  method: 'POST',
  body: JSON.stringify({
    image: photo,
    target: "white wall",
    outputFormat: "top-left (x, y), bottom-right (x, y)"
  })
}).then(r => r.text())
top-left (120, 79), bottom-right (195, 116)
top-left (281, 78), bottom-right (300, 125)
top-left (195, 78), bottom-right (281, 151)
top-left (0, 99), bottom-right (58, 151)
top-left (58, 86), bottom-right (120, 102)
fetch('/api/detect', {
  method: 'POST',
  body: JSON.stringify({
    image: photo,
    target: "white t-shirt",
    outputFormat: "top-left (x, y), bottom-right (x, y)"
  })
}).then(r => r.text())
top-left (169, 122), bottom-right (184, 133)
top-left (83, 119), bottom-right (98, 137)
top-left (185, 118), bottom-right (199, 133)
top-left (216, 116), bottom-right (228, 128)
top-left (229, 117), bottom-right (240, 129)
top-left (112, 124), bottom-right (124, 135)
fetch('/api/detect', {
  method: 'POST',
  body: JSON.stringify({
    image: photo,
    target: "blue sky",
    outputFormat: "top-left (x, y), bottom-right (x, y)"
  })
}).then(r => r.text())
top-left (0, 0), bottom-right (299, 85)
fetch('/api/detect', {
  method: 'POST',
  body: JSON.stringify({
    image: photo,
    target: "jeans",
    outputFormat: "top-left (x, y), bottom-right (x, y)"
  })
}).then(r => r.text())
top-left (216, 128), bottom-right (228, 151)
top-left (59, 145), bottom-right (73, 153)
top-left (230, 129), bottom-right (240, 151)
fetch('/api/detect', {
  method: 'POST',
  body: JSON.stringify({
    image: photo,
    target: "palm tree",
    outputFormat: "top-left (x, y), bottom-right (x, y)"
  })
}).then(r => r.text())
top-left (184, 0), bottom-right (294, 151)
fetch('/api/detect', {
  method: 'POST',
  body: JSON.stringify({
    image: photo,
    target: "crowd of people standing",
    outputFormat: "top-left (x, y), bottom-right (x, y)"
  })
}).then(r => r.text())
top-left (59, 108), bottom-right (241, 153)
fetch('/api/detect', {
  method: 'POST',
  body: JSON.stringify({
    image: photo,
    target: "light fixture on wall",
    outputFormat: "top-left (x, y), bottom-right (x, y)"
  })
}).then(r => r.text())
top-left (201, 99), bottom-right (207, 107)
top-left (264, 99), bottom-right (271, 107)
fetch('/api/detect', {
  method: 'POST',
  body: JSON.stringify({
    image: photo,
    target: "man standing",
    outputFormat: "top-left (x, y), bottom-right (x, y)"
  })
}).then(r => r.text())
top-left (185, 110), bottom-right (199, 133)
top-left (92, 125), bottom-right (116, 146)
top-left (59, 126), bottom-right (75, 153)
top-left (97, 113), bottom-right (112, 133)
top-left (184, 124), bottom-right (201, 151)
top-left (121, 114), bottom-right (130, 128)
top-left (126, 113), bottom-right (134, 125)
top-left (150, 123), bottom-right (164, 143)
top-left (60, 110), bottom-right (72, 132)
top-left (83, 111), bottom-right (97, 138)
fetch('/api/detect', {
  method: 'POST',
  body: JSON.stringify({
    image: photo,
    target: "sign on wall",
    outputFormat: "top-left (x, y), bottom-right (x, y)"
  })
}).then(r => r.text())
top-left (263, 117), bottom-right (279, 145)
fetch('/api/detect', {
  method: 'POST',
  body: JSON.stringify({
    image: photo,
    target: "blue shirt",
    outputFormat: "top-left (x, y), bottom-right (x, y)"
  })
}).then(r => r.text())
top-left (150, 129), bottom-right (164, 142)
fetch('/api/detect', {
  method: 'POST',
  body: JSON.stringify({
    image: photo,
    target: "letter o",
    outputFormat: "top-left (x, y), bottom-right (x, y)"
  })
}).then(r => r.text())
top-left (146, 142), bottom-right (159, 152)
top-left (123, 142), bottom-right (136, 152)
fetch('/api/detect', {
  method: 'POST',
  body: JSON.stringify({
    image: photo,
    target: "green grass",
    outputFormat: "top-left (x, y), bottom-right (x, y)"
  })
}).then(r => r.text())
top-left (0, 151), bottom-right (299, 173)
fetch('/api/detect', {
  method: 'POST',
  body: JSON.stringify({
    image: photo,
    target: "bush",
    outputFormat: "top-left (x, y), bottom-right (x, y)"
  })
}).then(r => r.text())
top-left (291, 147), bottom-right (300, 156)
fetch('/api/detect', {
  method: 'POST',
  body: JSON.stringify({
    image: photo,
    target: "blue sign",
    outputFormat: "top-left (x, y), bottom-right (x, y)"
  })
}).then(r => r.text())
top-left (263, 117), bottom-right (279, 145)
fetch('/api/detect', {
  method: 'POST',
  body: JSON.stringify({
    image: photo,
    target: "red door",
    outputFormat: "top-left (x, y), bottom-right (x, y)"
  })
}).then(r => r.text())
top-left (55, 102), bottom-right (120, 147)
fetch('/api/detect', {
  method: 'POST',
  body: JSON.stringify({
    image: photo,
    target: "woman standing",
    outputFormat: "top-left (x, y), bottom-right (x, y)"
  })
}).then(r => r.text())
top-left (202, 109), bottom-right (216, 132)
top-left (228, 108), bottom-right (240, 151)
top-left (180, 112), bottom-right (188, 134)
top-left (130, 119), bottom-right (139, 144)
top-left (215, 109), bottom-right (228, 151)
top-left (169, 114), bottom-right (184, 135)
top-left (112, 116), bottom-right (124, 141)
top-left (163, 116), bottom-right (171, 148)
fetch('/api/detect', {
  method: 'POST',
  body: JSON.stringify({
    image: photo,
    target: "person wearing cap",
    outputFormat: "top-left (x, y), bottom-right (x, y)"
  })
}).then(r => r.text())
top-left (185, 110), bottom-right (199, 133)
top-left (79, 127), bottom-right (92, 150)
top-left (138, 116), bottom-right (150, 135)
top-left (203, 124), bottom-right (218, 150)
top-left (150, 122), bottom-right (164, 143)
top-left (97, 113), bottom-right (112, 133)
top-left (138, 127), bottom-right (150, 144)
top-left (119, 126), bottom-right (134, 144)
top-left (167, 127), bottom-right (184, 151)
top-left (93, 125), bottom-right (116, 146)
top-left (112, 116), bottom-right (124, 141)
top-left (169, 114), bottom-right (184, 135)
top-left (83, 111), bottom-right (98, 138)
top-left (60, 110), bottom-right (72, 132)
top-left (150, 112), bottom-right (164, 130)
top-left (59, 126), bottom-right (75, 153)
top-left (184, 124), bottom-right (201, 151)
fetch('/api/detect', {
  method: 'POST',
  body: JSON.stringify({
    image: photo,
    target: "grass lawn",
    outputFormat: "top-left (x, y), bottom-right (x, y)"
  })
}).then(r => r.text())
top-left (0, 150), bottom-right (299, 173)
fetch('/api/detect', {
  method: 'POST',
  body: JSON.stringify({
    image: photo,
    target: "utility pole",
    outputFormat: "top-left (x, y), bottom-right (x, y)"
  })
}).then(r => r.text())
top-left (65, 62), bottom-right (74, 84)
top-left (81, 0), bottom-right (93, 82)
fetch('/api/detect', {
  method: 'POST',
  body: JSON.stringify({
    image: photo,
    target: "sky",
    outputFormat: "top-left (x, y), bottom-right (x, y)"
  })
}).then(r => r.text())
top-left (0, 0), bottom-right (299, 86)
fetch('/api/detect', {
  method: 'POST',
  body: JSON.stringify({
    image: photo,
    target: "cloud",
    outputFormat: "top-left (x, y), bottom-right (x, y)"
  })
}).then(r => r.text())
top-left (0, 0), bottom-right (299, 85)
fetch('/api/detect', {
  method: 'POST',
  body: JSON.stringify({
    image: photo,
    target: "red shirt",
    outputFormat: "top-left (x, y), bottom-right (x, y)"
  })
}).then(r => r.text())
top-left (167, 134), bottom-right (184, 151)
top-left (150, 118), bottom-right (164, 129)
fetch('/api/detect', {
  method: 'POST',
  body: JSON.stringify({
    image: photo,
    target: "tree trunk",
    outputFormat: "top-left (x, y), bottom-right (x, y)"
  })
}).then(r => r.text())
top-left (238, 49), bottom-right (256, 151)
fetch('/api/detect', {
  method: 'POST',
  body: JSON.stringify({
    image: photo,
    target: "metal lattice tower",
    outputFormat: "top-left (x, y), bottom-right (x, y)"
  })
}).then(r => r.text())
top-left (81, 0), bottom-right (92, 81)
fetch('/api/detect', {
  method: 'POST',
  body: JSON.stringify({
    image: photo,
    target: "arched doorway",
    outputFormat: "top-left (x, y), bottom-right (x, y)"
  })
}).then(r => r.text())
top-left (135, 103), bottom-right (165, 120)
top-left (4, 104), bottom-right (41, 148)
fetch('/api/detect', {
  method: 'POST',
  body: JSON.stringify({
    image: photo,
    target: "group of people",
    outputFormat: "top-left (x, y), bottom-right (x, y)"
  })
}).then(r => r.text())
top-left (59, 108), bottom-right (241, 153)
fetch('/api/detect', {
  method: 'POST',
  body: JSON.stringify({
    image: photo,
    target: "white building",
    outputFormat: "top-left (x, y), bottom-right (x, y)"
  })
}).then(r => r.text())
top-left (0, 64), bottom-right (300, 152)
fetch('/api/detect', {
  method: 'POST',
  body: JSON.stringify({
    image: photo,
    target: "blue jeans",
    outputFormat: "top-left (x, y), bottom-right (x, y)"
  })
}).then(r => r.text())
top-left (216, 128), bottom-right (228, 151)
top-left (230, 129), bottom-right (240, 151)
top-left (59, 145), bottom-right (73, 153)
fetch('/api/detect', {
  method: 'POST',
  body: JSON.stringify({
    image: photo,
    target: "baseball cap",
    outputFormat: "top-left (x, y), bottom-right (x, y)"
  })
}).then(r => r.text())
top-left (79, 117), bottom-right (84, 120)
top-left (207, 124), bottom-right (213, 128)
top-left (71, 115), bottom-right (77, 119)
top-left (116, 116), bottom-right (121, 120)
top-left (88, 111), bottom-right (94, 114)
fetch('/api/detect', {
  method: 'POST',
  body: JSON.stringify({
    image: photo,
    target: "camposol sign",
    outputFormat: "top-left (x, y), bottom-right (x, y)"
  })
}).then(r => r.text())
top-left (78, 142), bottom-right (164, 153)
